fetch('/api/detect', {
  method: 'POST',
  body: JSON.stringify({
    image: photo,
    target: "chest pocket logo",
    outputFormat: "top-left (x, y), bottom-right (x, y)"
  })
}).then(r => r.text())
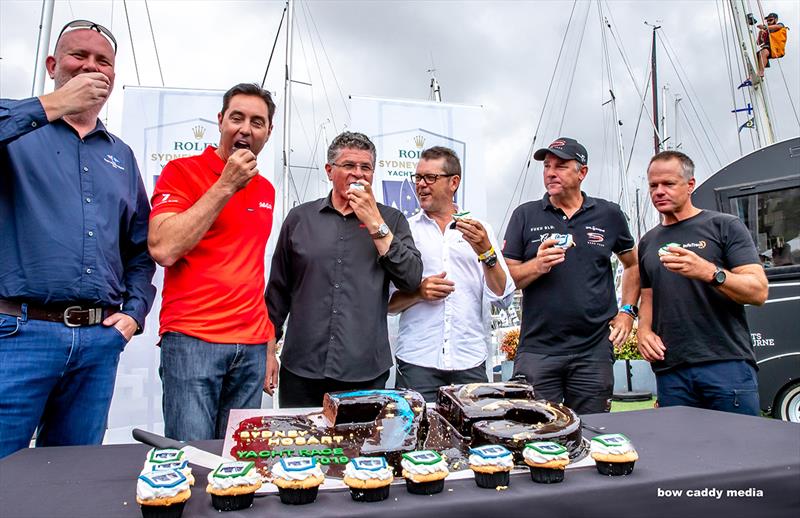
top-left (587, 232), bottom-right (605, 245)
top-left (103, 154), bottom-right (126, 171)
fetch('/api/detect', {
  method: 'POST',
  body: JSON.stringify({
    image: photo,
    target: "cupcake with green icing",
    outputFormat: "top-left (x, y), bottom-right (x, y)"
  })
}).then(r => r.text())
top-left (590, 433), bottom-right (638, 476)
top-left (206, 461), bottom-right (262, 511)
top-left (523, 441), bottom-right (570, 483)
top-left (401, 450), bottom-right (449, 495)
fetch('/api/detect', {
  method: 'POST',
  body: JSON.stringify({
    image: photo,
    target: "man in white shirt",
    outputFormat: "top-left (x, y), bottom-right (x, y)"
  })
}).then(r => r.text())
top-left (389, 146), bottom-right (515, 401)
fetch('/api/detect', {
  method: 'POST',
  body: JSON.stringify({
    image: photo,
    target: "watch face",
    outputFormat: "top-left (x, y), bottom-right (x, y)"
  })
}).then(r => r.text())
top-left (714, 269), bottom-right (727, 285)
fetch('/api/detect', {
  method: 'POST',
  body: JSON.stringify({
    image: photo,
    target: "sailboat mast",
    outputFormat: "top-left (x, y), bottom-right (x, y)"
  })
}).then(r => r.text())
top-left (31, 0), bottom-right (55, 96)
top-left (282, 0), bottom-right (295, 220)
top-left (650, 24), bottom-right (661, 155)
top-left (728, 0), bottom-right (775, 146)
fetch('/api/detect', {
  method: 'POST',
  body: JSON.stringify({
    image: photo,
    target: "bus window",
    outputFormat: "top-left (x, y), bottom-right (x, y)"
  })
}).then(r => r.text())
top-left (729, 186), bottom-right (800, 268)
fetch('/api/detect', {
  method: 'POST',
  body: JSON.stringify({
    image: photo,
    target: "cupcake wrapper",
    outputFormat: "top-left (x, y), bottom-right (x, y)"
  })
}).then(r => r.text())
top-left (595, 461), bottom-right (636, 476)
top-left (210, 492), bottom-right (255, 512)
top-left (474, 471), bottom-right (510, 489)
top-left (349, 484), bottom-right (391, 502)
top-left (405, 478), bottom-right (445, 495)
top-left (140, 501), bottom-right (186, 518)
top-left (278, 486), bottom-right (320, 505)
top-left (529, 467), bottom-right (565, 484)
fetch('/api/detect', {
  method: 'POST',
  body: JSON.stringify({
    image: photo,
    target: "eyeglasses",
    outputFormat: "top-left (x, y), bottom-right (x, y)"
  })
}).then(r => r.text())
top-left (331, 162), bottom-right (374, 174)
top-left (413, 173), bottom-right (456, 185)
top-left (56, 19), bottom-right (118, 54)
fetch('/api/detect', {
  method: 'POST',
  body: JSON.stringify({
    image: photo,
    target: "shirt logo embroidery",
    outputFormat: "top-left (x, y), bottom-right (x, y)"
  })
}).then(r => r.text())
top-left (681, 240), bottom-right (707, 250)
top-left (259, 202), bottom-right (273, 210)
top-left (587, 232), bottom-right (604, 244)
top-left (103, 154), bottom-right (125, 171)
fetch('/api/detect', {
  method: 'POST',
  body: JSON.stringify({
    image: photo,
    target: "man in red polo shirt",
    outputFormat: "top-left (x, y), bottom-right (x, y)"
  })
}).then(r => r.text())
top-left (148, 83), bottom-right (277, 440)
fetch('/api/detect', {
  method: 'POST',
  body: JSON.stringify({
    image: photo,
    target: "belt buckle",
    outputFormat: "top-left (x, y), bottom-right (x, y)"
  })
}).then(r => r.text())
top-left (63, 306), bottom-right (104, 327)
top-left (63, 306), bottom-right (82, 327)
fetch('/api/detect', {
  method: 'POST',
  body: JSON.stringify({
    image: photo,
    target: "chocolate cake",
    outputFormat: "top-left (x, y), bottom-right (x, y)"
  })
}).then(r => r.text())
top-left (437, 382), bottom-right (585, 461)
top-left (230, 389), bottom-right (427, 479)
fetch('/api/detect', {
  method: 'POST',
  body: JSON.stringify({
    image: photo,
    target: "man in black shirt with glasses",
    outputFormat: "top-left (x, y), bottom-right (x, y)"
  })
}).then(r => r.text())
top-left (266, 131), bottom-right (422, 407)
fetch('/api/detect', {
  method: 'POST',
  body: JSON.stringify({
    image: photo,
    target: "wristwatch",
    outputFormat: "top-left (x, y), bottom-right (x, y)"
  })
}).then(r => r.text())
top-left (481, 252), bottom-right (498, 268)
top-left (620, 304), bottom-right (639, 319)
top-left (371, 223), bottom-right (390, 240)
top-left (710, 266), bottom-right (727, 286)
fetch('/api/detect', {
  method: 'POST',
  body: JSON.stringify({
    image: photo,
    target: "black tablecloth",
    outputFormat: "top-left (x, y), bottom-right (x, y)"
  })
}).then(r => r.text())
top-left (1, 406), bottom-right (798, 518)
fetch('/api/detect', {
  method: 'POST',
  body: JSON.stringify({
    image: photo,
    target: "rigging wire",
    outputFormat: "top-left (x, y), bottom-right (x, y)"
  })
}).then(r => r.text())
top-left (499, 0), bottom-right (579, 236)
top-left (657, 30), bottom-right (725, 167)
top-left (299, 0), bottom-right (338, 131)
top-left (304, 1), bottom-right (351, 123)
top-left (624, 64), bottom-right (652, 176)
top-left (296, 3), bottom-right (319, 147)
top-left (122, 0), bottom-right (141, 86)
top-left (774, 58), bottom-right (800, 126)
top-left (724, 1), bottom-right (757, 150)
top-left (143, 0), bottom-right (164, 87)
top-left (716, 0), bottom-right (744, 155)
top-left (678, 102), bottom-right (716, 174)
top-left (260, 5), bottom-right (287, 88)
top-left (558, 1), bottom-right (591, 135)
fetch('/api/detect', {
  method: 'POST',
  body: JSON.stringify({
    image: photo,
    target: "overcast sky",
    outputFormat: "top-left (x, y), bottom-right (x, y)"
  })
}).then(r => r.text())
top-left (2, 0), bottom-right (798, 235)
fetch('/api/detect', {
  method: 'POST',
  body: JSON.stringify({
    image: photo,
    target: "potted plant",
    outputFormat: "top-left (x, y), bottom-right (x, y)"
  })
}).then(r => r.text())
top-left (499, 327), bottom-right (520, 381)
top-left (613, 326), bottom-right (657, 398)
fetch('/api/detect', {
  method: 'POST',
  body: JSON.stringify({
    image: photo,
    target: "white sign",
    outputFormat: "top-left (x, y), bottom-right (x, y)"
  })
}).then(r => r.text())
top-left (350, 96), bottom-right (486, 218)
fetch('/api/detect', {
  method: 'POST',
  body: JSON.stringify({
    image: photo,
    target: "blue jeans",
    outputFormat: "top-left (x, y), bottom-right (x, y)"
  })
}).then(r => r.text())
top-left (160, 332), bottom-right (266, 441)
top-left (656, 360), bottom-right (760, 416)
top-left (0, 309), bottom-right (127, 459)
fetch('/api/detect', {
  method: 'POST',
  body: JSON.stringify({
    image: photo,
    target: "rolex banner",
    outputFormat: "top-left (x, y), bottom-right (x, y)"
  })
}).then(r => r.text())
top-left (350, 96), bottom-right (486, 219)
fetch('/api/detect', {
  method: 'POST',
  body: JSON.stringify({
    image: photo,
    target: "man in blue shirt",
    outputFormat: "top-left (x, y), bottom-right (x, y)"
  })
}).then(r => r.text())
top-left (0, 20), bottom-right (155, 458)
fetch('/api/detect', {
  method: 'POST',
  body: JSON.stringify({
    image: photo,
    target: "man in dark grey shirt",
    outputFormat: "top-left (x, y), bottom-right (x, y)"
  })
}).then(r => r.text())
top-left (267, 131), bottom-right (422, 407)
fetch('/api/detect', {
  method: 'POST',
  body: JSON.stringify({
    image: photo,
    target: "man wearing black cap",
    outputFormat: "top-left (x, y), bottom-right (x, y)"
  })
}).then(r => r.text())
top-left (502, 137), bottom-right (639, 415)
top-left (756, 12), bottom-right (787, 79)
top-left (0, 20), bottom-right (155, 458)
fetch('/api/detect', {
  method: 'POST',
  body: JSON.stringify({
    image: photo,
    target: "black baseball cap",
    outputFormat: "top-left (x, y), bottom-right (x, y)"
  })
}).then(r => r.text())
top-left (766, 12), bottom-right (778, 19)
top-left (533, 137), bottom-right (588, 165)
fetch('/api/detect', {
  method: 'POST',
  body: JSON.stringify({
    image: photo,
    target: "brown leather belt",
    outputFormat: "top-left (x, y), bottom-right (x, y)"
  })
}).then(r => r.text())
top-left (0, 299), bottom-right (119, 327)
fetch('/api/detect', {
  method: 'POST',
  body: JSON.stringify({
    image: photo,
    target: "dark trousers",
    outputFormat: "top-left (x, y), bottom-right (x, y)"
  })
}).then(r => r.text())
top-left (656, 360), bottom-right (760, 416)
top-left (513, 349), bottom-right (614, 415)
top-left (278, 366), bottom-right (390, 408)
top-left (395, 359), bottom-right (488, 403)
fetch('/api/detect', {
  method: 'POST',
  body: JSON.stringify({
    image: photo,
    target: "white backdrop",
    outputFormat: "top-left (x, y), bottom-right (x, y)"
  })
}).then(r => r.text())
top-left (350, 96), bottom-right (486, 218)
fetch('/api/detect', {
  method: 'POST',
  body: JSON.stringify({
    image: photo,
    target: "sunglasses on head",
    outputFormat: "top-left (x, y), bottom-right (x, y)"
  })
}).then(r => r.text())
top-left (56, 19), bottom-right (117, 54)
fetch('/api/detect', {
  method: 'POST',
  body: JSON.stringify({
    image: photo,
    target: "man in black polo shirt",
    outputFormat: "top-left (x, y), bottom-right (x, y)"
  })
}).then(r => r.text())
top-left (503, 137), bottom-right (639, 415)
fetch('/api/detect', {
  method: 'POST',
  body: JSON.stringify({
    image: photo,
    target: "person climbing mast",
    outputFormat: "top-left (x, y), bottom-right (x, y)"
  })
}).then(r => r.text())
top-left (755, 12), bottom-right (787, 79)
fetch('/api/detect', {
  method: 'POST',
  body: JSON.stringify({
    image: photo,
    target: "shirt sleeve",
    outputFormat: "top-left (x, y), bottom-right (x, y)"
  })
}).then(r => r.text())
top-left (611, 203), bottom-right (636, 255)
top-left (149, 160), bottom-right (198, 218)
top-left (266, 211), bottom-right (295, 342)
top-left (378, 209), bottom-right (423, 292)
top-left (723, 216), bottom-right (761, 269)
top-left (639, 236), bottom-right (652, 289)
top-left (483, 221), bottom-right (516, 309)
top-left (120, 157), bottom-right (157, 331)
top-left (0, 97), bottom-right (49, 145)
top-left (502, 206), bottom-right (526, 261)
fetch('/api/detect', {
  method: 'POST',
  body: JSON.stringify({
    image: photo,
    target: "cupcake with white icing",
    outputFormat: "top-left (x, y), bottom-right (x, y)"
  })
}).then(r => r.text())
top-left (270, 457), bottom-right (325, 505)
top-left (143, 449), bottom-right (194, 486)
top-left (590, 433), bottom-right (639, 476)
top-left (401, 450), bottom-right (449, 495)
top-left (206, 461), bottom-right (262, 511)
top-left (468, 444), bottom-right (514, 488)
top-left (523, 441), bottom-right (570, 483)
top-left (136, 469), bottom-right (191, 518)
top-left (343, 456), bottom-right (394, 502)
